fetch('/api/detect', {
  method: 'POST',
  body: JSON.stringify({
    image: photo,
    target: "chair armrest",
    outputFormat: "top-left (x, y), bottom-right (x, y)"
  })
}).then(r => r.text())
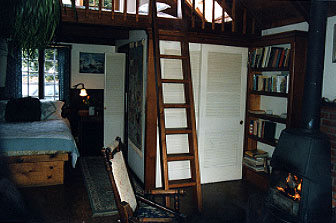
top-left (144, 189), bottom-right (185, 196)
top-left (120, 201), bottom-right (134, 222)
top-left (143, 189), bottom-right (185, 212)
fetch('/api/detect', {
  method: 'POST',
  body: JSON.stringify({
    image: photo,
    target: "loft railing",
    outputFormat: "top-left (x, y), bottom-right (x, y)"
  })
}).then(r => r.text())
top-left (60, 0), bottom-right (256, 35)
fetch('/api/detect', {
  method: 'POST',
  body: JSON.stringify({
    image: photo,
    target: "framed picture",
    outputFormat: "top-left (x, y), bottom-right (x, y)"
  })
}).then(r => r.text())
top-left (79, 52), bottom-right (105, 74)
top-left (333, 24), bottom-right (336, 63)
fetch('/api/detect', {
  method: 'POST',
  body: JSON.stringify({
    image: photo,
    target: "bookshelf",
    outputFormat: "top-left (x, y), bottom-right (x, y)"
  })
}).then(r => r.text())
top-left (243, 31), bottom-right (308, 189)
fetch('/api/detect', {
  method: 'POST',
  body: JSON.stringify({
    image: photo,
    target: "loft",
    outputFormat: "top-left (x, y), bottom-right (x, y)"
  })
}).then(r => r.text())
top-left (60, 0), bottom-right (257, 45)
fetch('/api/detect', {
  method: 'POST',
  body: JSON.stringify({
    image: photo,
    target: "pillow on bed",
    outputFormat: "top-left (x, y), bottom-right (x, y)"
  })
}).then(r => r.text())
top-left (139, 2), bottom-right (171, 13)
top-left (40, 100), bottom-right (64, 120)
top-left (0, 100), bottom-right (8, 121)
top-left (5, 97), bottom-right (41, 122)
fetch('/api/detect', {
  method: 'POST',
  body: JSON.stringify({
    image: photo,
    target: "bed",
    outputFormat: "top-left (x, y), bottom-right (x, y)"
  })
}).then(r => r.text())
top-left (0, 98), bottom-right (79, 187)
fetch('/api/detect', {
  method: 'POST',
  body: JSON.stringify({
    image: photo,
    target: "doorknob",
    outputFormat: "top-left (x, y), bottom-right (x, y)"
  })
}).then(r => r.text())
top-left (240, 120), bottom-right (243, 125)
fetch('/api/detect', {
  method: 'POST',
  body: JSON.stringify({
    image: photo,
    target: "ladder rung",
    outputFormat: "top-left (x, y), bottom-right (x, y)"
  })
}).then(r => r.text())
top-left (168, 178), bottom-right (197, 188)
top-left (165, 128), bottom-right (192, 134)
top-left (160, 55), bottom-right (187, 60)
top-left (167, 153), bottom-right (195, 161)
top-left (161, 79), bottom-right (189, 84)
top-left (164, 103), bottom-right (190, 109)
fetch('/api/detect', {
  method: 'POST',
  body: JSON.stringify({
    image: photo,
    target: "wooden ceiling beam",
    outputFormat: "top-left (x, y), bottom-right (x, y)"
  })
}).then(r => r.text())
top-left (56, 22), bottom-right (129, 45)
top-left (290, 0), bottom-right (310, 22)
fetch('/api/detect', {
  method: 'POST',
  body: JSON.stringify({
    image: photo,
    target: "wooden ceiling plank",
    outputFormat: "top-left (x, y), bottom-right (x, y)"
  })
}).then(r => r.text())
top-left (236, 0), bottom-right (263, 33)
top-left (290, 0), bottom-right (310, 22)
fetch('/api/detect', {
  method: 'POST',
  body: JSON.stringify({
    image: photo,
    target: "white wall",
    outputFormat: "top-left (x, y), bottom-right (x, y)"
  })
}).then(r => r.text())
top-left (69, 43), bottom-right (116, 89)
top-left (262, 22), bottom-right (309, 35)
top-left (323, 16), bottom-right (336, 100)
top-left (262, 17), bottom-right (336, 101)
top-left (116, 30), bottom-right (147, 183)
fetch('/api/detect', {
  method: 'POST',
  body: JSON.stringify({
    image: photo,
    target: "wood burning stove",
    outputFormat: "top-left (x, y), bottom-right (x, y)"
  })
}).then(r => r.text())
top-left (265, 129), bottom-right (332, 223)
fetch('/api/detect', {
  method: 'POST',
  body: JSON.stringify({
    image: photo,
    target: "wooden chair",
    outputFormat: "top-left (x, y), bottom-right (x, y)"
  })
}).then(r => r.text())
top-left (102, 137), bottom-right (186, 223)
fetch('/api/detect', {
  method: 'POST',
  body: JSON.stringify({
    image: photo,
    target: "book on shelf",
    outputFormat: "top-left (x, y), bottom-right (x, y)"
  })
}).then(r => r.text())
top-left (243, 155), bottom-right (265, 166)
top-left (276, 74), bottom-right (289, 93)
top-left (248, 109), bottom-right (266, 114)
top-left (278, 49), bottom-right (286, 68)
top-left (249, 47), bottom-right (291, 69)
top-left (250, 48), bottom-right (263, 68)
top-left (262, 46), bottom-right (271, 68)
top-left (252, 73), bottom-right (289, 93)
top-left (245, 149), bottom-right (269, 159)
top-left (283, 48), bottom-right (291, 68)
top-left (263, 121), bottom-right (276, 141)
top-left (243, 161), bottom-right (266, 172)
top-left (249, 119), bottom-right (276, 140)
top-left (243, 150), bottom-right (270, 173)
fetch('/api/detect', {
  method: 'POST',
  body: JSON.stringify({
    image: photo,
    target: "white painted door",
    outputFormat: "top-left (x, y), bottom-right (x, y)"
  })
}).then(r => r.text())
top-left (198, 44), bottom-right (247, 183)
top-left (104, 53), bottom-right (126, 147)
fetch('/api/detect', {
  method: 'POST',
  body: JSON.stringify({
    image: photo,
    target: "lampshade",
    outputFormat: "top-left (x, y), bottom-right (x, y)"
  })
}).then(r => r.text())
top-left (79, 88), bottom-right (88, 97)
top-left (73, 83), bottom-right (88, 97)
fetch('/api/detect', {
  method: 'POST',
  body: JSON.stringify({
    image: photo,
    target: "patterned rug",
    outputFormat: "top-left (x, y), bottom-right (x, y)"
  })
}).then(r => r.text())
top-left (80, 156), bottom-right (118, 217)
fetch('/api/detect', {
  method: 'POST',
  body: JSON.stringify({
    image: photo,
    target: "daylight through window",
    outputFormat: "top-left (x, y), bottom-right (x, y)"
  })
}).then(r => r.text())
top-left (22, 48), bottom-right (59, 100)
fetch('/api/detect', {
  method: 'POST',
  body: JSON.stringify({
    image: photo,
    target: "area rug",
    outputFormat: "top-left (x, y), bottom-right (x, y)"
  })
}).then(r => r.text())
top-left (80, 156), bottom-right (118, 217)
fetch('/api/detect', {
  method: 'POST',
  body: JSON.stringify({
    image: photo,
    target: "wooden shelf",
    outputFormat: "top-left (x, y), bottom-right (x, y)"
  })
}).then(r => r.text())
top-left (248, 112), bottom-right (287, 124)
top-left (243, 31), bottom-right (307, 190)
top-left (249, 67), bottom-right (289, 72)
top-left (250, 90), bottom-right (288, 98)
top-left (247, 134), bottom-right (277, 146)
top-left (243, 165), bottom-right (270, 190)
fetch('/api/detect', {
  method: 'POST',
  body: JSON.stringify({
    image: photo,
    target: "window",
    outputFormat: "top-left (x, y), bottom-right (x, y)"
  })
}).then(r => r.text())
top-left (22, 48), bottom-right (60, 100)
top-left (44, 49), bottom-right (59, 100)
top-left (22, 50), bottom-right (39, 98)
top-left (186, 0), bottom-right (232, 23)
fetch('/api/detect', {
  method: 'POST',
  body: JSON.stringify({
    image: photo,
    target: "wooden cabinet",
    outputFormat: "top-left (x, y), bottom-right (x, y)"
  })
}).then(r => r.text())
top-left (77, 109), bottom-right (104, 156)
top-left (243, 31), bottom-right (308, 189)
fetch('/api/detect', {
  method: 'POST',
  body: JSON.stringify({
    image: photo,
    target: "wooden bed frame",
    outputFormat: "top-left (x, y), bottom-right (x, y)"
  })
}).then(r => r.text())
top-left (7, 153), bottom-right (69, 187)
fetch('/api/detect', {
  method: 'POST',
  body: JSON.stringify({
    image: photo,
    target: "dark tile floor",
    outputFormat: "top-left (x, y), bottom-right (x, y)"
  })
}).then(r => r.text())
top-left (12, 162), bottom-right (264, 223)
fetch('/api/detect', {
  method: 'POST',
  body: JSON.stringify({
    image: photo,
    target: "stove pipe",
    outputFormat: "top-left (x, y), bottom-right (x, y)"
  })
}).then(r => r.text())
top-left (300, 0), bottom-right (328, 130)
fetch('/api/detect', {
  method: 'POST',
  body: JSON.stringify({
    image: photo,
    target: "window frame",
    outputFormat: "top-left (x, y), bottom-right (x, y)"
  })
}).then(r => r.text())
top-left (22, 47), bottom-right (61, 101)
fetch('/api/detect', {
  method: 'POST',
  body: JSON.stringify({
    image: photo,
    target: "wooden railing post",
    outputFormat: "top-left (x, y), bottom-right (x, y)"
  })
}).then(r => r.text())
top-left (221, 0), bottom-right (226, 32)
top-left (111, 0), bottom-right (115, 19)
top-left (123, 0), bottom-right (128, 20)
top-left (59, 0), bottom-right (66, 15)
top-left (232, 0), bottom-right (236, 32)
top-left (252, 17), bottom-right (256, 34)
top-left (149, 0), bottom-right (153, 23)
top-left (85, 0), bottom-right (89, 17)
top-left (212, 0), bottom-right (215, 30)
top-left (202, 0), bottom-right (205, 29)
top-left (192, 0), bottom-right (195, 28)
top-left (99, 0), bottom-right (102, 18)
top-left (136, 0), bottom-right (139, 22)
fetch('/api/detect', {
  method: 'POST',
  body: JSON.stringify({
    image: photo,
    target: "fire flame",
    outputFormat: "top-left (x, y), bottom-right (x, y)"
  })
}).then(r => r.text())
top-left (276, 173), bottom-right (302, 201)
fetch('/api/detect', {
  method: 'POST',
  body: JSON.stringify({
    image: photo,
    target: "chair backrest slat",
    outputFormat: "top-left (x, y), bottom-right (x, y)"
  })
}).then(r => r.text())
top-left (110, 150), bottom-right (137, 212)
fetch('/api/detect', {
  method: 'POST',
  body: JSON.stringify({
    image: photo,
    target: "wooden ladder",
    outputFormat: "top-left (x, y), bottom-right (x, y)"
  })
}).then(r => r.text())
top-left (152, 29), bottom-right (202, 212)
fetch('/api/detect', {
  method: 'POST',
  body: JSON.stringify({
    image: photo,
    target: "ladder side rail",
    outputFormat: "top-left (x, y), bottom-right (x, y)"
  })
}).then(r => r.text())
top-left (151, 0), bottom-right (171, 206)
top-left (180, 40), bottom-right (202, 212)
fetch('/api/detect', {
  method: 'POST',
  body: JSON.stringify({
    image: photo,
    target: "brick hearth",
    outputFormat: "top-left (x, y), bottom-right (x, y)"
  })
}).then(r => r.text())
top-left (320, 103), bottom-right (336, 208)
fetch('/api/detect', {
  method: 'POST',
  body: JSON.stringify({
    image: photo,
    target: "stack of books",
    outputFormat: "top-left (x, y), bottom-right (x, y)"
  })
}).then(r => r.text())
top-left (243, 149), bottom-right (269, 173)
top-left (248, 119), bottom-right (276, 141)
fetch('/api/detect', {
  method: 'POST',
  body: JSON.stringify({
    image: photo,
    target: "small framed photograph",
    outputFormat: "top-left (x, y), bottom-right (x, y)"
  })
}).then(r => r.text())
top-left (333, 24), bottom-right (336, 63)
top-left (79, 52), bottom-right (105, 74)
